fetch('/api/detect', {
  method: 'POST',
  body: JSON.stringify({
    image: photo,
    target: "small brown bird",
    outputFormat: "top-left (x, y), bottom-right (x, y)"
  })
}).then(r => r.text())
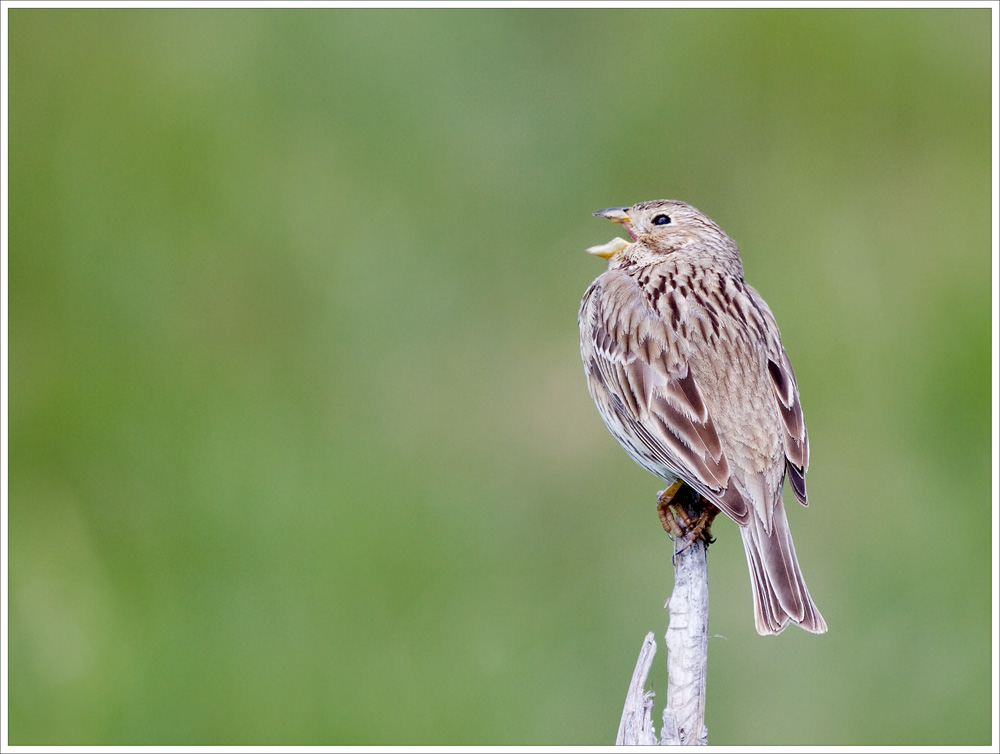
top-left (579, 199), bottom-right (826, 635)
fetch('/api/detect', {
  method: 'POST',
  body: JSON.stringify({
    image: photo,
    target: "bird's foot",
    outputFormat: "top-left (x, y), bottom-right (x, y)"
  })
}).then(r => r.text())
top-left (656, 482), bottom-right (719, 553)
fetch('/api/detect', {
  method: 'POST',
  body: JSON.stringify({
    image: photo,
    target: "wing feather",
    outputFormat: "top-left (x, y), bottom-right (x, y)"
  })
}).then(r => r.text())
top-left (581, 272), bottom-right (750, 524)
top-left (766, 348), bottom-right (809, 506)
top-left (745, 285), bottom-right (810, 507)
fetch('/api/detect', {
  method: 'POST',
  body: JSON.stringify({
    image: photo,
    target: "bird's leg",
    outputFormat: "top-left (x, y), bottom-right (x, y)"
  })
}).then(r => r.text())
top-left (657, 482), bottom-right (719, 553)
top-left (656, 480), bottom-right (687, 536)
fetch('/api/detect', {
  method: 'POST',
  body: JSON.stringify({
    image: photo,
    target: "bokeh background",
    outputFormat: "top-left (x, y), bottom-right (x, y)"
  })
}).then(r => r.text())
top-left (7, 7), bottom-right (993, 746)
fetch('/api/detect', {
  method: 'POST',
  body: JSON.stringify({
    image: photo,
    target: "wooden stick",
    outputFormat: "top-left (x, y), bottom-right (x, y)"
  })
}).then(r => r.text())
top-left (617, 487), bottom-right (712, 746)
top-left (661, 510), bottom-right (710, 746)
top-left (615, 632), bottom-right (659, 745)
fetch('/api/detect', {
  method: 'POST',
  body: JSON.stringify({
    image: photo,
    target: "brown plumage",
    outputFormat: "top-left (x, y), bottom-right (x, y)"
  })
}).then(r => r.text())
top-left (579, 199), bottom-right (826, 635)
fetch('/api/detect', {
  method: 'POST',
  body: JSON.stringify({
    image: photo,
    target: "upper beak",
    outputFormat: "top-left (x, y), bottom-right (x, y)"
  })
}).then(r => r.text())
top-left (593, 207), bottom-right (630, 223)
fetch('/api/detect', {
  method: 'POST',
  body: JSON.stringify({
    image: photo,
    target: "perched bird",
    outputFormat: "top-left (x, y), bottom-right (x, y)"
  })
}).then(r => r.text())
top-left (579, 199), bottom-right (826, 635)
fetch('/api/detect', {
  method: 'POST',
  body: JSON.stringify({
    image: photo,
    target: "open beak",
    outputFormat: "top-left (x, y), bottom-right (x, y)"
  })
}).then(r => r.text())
top-left (587, 206), bottom-right (633, 258)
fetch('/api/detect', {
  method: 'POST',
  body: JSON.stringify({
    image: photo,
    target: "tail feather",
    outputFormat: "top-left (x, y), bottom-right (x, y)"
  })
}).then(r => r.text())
top-left (739, 503), bottom-right (827, 635)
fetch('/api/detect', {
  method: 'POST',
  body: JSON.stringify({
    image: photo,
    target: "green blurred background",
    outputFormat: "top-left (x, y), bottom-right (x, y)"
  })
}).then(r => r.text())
top-left (7, 7), bottom-right (992, 746)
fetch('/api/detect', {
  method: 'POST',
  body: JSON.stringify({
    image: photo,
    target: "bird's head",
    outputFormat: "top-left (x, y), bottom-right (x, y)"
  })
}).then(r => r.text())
top-left (587, 199), bottom-right (741, 271)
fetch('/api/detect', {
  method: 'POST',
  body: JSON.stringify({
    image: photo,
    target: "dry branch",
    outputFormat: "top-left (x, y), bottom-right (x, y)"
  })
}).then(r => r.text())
top-left (617, 487), bottom-right (712, 746)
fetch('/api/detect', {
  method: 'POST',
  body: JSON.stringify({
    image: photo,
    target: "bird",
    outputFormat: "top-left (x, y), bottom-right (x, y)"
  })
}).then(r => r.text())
top-left (578, 199), bottom-right (826, 635)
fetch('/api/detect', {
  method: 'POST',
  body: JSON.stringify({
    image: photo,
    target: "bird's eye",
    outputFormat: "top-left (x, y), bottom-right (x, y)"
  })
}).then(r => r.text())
top-left (652, 214), bottom-right (672, 226)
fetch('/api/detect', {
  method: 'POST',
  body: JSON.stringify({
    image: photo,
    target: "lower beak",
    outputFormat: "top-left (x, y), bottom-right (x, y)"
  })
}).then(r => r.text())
top-left (586, 236), bottom-right (631, 258)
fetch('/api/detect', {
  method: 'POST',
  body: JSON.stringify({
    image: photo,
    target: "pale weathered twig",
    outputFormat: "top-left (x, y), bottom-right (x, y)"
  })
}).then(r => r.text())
top-left (615, 632), bottom-right (659, 745)
top-left (617, 488), bottom-right (712, 746)
top-left (661, 526), bottom-right (710, 746)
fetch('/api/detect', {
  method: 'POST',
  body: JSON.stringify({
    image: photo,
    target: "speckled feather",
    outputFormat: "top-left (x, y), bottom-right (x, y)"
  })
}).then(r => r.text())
top-left (579, 200), bottom-right (825, 635)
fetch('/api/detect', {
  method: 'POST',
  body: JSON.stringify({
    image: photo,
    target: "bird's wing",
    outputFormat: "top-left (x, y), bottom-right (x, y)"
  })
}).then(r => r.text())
top-left (749, 287), bottom-right (810, 506)
top-left (581, 272), bottom-right (750, 524)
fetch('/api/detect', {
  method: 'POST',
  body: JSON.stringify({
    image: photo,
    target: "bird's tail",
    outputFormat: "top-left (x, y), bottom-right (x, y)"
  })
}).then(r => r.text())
top-left (739, 503), bottom-right (827, 635)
